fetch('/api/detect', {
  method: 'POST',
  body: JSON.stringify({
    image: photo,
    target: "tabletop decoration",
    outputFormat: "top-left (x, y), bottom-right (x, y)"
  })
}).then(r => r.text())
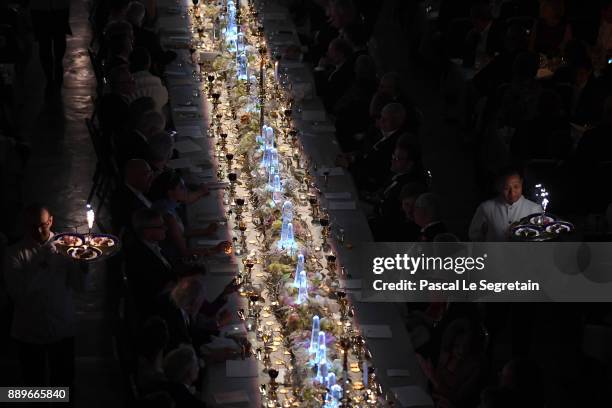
top-left (181, 1), bottom-right (391, 405)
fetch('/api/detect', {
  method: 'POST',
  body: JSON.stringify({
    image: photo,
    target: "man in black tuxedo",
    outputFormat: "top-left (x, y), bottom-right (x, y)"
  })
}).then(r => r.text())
top-left (315, 38), bottom-right (355, 112)
top-left (473, 23), bottom-right (529, 98)
top-left (110, 159), bottom-right (154, 234)
top-left (337, 102), bottom-right (414, 190)
top-left (126, 1), bottom-right (176, 74)
top-left (462, 2), bottom-right (506, 67)
top-left (369, 137), bottom-right (426, 240)
top-left (414, 193), bottom-right (448, 242)
top-left (114, 110), bottom-right (165, 169)
top-left (125, 208), bottom-right (177, 313)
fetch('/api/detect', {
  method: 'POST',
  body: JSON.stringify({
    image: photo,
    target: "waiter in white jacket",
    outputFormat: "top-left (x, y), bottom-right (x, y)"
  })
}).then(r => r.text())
top-left (469, 169), bottom-right (542, 241)
top-left (4, 203), bottom-right (83, 390)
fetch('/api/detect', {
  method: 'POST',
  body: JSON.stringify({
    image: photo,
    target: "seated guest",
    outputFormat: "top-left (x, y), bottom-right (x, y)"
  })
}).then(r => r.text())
top-left (511, 89), bottom-right (572, 162)
top-left (369, 137), bottom-right (425, 240)
top-left (497, 51), bottom-right (542, 128)
top-left (137, 316), bottom-right (169, 394)
top-left (469, 168), bottom-right (542, 241)
top-left (418, 318), bottom-right (486, 408)
top-left (100, 19), bottom-right (133, 65)
top-left (342, 22), bottom-right (370, 61)
top-left (104, 32), bottom-right (133, 75)
top-left (92, 0), bottom-right (129, 40)
top-left (4, 204), bottom-right (83, 389)
top-left (99, 65), bottom-right (134, 138)
top-left (162, 345), bottom-right (205, 408)
top-left (572, 96), bottom-right (612, 210)
top-left (129, 47), bottom-right (169, 112)
top-left (414, 193), bottom-right (448, 242)
top-left (148, 131), bottom-right (175, 175)
top-left (473, 23), bottom-right (529, 98)
top-left (115, 110), bottom-right (165, 169)
top-left (529, 0), bottom-right (572, 57)
top-left (329, 0), bottom-right (358, 32)
top-left (148, 170), bottom-right (227, 261)
top-left (462, 1), bottom-right (505, 67)
top-left (127, 96), bottom-right (157, 133)
top-left (125, 208), bottom-right (176, 311)
top-left (568, 56), bottom-right (608, 126)
top-left (396, 182), bottom-right (428, 242)
top-left (337, 102), bottom-right (413, 189)
top-left (369, 72), bottom-right (420, 133)
top-left (157, 275), bottom-right (239, 353)
top-left (110, 159), bottom-right (154, 233)
top-left (574, 96), bottom-right (612, 164)
top-left (126, 1), bottom-right (176, 72)
top-left (333, 54), bottom-right (378, 151)
top-left (315, 38), bottom-right (355, 112)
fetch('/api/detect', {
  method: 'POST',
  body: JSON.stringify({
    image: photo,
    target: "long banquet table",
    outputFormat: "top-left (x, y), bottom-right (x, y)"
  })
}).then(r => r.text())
top-left (156, 1), bottom-right (432, 406)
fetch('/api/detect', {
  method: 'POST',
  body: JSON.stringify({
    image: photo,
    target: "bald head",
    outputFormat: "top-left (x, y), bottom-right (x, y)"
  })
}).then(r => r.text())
top-left (124, 159), bottom-right (153, 192)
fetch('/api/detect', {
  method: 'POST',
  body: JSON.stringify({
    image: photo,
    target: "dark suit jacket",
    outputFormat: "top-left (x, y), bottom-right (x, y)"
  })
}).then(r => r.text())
top-left (133, 25), bottom-right (176, 68)
top-left (574, 124), bottom-right (612, 165)
top-left (473, 50), bottom-right (522, 97)
top-left (572, 76), bottom-right (608, 126)
top-left (316, 59), bottom-right (355, 112)
top-left (419, 221), bottom-right (448, 242)
top-left (114, 130), bottom-right (153, 169)
top-left (124, 238), bottom-right (176, 311)
top-left (154, 292), bottom-right (226, 352)
top-left (511, 116), bottom-right (572, 162)
top-left (110, 184), bottom-right (149, 233)
top-left (99, 93), bottom-right (129, 138)
top-left (352, 129), bottom-right (411, 190)
top-left (376, 170), bottom-right (427, 220)
top-left (161, 382), bottom-right (206, 408)
top-left (462, 20), bottom-right (506, 66)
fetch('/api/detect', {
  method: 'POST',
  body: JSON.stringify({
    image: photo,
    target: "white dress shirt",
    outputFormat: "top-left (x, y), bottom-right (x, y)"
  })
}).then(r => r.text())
top-left (128, 70), bottom-right (169, 112)
top-left (469, 196), bottom-right (542, 242)
top-left (3, 233), bottom-right (83, 343)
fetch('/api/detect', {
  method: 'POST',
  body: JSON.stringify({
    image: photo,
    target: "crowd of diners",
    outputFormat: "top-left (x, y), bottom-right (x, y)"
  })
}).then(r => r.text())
top-left (1, 0), bottom-right (612, 407)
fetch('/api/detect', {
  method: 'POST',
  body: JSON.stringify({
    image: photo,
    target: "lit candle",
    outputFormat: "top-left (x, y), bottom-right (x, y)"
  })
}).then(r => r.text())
top-left (274, 60), bottom-right (279, 82)
top-left (86, 204), bottom-right (95, 231)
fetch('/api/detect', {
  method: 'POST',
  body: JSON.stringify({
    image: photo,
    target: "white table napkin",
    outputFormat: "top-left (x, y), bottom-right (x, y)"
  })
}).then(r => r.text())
top-left (360, 325), bottom-right (392, 339)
